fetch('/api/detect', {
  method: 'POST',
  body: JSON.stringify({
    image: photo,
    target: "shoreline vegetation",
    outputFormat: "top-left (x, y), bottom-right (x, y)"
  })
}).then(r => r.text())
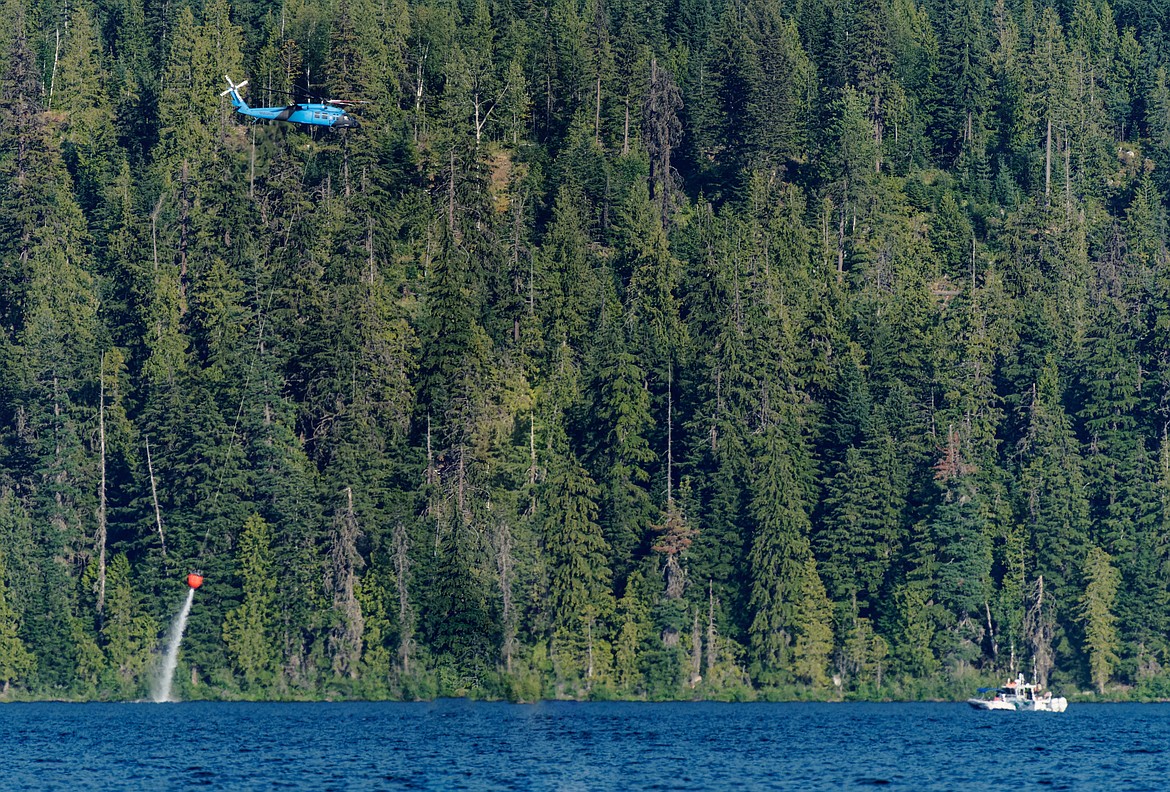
top-left (7, 0), bottom-right (1170, 707)
top-left (3, 686), bottom-right (1169, 705)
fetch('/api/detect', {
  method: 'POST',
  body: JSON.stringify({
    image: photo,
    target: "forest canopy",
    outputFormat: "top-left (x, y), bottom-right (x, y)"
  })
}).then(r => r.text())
top-left (1, 0), bottom-right (1170, 701)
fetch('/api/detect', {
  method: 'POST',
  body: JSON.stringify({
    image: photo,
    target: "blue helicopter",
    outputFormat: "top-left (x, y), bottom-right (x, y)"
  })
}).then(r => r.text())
top-left (220, 75), bottom-right (360, 129)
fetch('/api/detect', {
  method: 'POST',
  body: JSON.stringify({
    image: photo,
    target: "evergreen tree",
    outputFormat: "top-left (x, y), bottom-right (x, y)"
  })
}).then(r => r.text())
top-left (0, 550), bottom-right (34, 694)
top-left (53, 3), bottom-right (124, 218)
top-left (100, 554), bottom-right (156, 696)
top-left (425, 508), bottom-right (494, 680)
top-left (699, 0), bottom-right (811, 181)
top-left (223, 515), bottom-right (276, 690)
top-left (585, 297), bottom-right (656, 582)
top-left (930, 430), bottom-right (992, 628)
top-left (747, 416), bottom-right (815, 677)
top-left (1081, 546), bottom-right (1120, 694)
top-left (933, 0), bottom-right (991, 160)
top-left (818, 430), bottom-right (907, 613)
top-left (542, 434), bottom-right (615, 687)
top-left (791, 558), bottom-right (834, 687)
top-left (1017, 360), bottom-right (1091, 632)
top-left (535, 182), bottom-right (600, 362)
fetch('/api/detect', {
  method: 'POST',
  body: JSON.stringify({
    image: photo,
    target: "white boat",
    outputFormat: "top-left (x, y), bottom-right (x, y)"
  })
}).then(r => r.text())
top-left (967, 674), bottom-right (1068, 712)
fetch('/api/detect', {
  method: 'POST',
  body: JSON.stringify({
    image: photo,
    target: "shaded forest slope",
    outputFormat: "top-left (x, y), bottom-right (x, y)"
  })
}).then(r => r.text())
top-left (1, 0), bottom-right (1170, 701)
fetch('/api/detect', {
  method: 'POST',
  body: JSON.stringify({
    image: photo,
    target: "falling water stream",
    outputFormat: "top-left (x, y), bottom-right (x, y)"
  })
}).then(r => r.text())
top-left (151, 587), bottom-right (195, 703)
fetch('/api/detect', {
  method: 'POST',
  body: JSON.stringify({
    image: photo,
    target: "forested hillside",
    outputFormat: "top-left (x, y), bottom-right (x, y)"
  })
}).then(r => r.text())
top-left (2, 0), bottom-right (1170, 701)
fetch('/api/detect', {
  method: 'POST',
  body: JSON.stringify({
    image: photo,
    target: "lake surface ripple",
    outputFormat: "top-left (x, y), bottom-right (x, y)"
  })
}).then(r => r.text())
top-left (2, 700), bottom-right (1165, 790)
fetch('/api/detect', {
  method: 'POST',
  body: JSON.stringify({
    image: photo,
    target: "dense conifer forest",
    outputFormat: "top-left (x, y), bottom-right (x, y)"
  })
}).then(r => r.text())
top-left (4, 0), bottom-right (1170, 702)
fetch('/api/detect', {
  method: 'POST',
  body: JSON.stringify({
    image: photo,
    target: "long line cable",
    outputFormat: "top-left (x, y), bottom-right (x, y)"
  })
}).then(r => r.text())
top-left (194, 134), bottom-right (312, 560)
top-left (197, 257), bottom-right (279, 558)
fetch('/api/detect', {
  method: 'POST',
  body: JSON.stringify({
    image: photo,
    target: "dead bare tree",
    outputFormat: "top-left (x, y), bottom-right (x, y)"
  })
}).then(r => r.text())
top-left (95, 352), bottom-right (107, 614)
top-left (706, 580), bottom-right (717, 677)
top-left (1024, 576), bottom-right (1056, 686)
top-left (328, 487), bottom-right (365, 678)
top-left (145, 435), bottom-right (167, 559)
top-left (643, 58), bottom-right (682, 227)
top-left (393, 522), bottom-right (414, 675)
top-left (493, 520), bottom-right (516, 673)
top-left (690, 609), bottom-right (702, 687)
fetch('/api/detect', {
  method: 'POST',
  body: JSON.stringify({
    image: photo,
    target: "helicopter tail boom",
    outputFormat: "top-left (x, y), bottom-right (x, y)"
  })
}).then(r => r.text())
top-left (220, 75), bottom-right (249, 109)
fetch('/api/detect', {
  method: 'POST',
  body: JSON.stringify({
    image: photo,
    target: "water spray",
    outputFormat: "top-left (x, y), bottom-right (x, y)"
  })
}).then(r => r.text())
top-left (151, 572), bottom-right (202, 703)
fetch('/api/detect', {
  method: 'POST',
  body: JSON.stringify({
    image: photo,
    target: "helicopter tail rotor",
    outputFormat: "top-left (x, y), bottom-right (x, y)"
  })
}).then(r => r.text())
top-left (220, 75), bottom-right (249, 108)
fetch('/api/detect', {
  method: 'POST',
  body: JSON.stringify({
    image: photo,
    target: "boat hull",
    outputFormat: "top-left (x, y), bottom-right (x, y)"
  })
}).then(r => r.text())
top-left (967, 698), bottom-right (1017, 710)
top-left (967, 695), bottom-right (1068, 712)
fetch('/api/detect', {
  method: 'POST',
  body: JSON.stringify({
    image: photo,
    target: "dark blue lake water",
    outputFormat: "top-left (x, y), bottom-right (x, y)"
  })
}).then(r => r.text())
top-left (2, 699), bottom-right (1166, 790)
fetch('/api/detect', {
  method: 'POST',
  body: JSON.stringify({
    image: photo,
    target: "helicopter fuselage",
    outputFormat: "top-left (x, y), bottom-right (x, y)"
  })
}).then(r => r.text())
top-left (236, 102), bottom-right (359, 128)
top-left (221, 76), bottom-right (359, 129)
